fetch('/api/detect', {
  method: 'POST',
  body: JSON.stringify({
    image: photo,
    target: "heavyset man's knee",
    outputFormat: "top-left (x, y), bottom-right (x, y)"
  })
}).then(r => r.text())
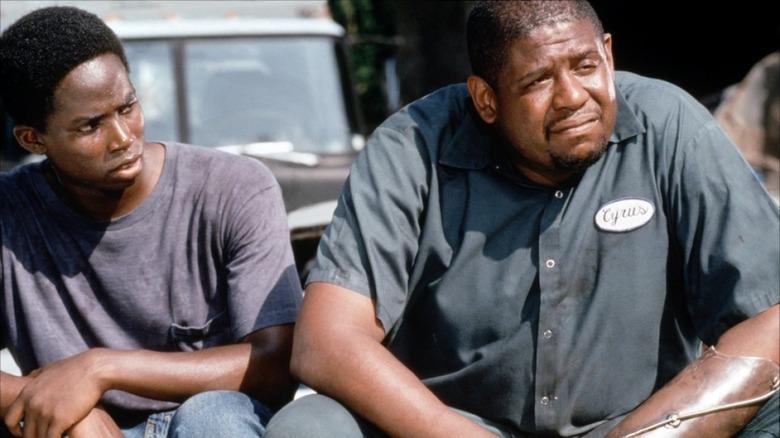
top-left (737, 391), bottom-right (780, 437)
top-left (265, 394), bottom-right (374, 438)
top-left (169, 390), bottom-right (272, 437)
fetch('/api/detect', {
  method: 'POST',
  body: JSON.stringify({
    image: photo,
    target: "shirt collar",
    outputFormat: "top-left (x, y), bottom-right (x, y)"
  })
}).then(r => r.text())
top-left (438, 103), bottom-right (496, 170)
top-left (610, 83), bottom-right (646, 143)
top-left (439, 81), bottom-right (645, 171)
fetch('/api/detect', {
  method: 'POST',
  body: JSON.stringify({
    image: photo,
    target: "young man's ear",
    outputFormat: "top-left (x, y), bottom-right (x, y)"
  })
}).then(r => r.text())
top-left (13, 125), bottom-right (47, 155)
top-left (467, 75), bottom-right (497, 124)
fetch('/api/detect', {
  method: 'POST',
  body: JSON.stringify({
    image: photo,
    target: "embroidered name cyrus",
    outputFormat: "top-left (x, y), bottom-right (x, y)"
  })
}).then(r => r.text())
top-left (595, 198), bottom-right (655, 232)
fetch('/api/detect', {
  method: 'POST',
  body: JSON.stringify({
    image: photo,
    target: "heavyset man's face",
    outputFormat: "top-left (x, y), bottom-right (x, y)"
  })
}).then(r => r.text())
top-left (493, 20), bottom-right (618, 185)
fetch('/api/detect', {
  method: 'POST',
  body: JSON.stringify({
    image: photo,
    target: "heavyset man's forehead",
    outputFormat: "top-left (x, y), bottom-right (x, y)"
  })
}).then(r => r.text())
top-left (498, 20), bottom-right (608, 82)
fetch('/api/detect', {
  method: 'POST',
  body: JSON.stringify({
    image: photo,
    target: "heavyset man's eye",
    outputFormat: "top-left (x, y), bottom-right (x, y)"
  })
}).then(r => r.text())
top-left (576, 62), bottom-right (598, 73)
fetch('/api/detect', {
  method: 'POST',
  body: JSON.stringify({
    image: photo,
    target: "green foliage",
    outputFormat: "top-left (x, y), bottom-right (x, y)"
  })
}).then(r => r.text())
top-left (328, 0), bottom-right (398, 131)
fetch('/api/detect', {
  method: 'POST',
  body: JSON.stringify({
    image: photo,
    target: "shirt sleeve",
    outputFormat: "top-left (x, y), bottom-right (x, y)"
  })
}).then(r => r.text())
top-left (664, 115), bottom-right (780, 344)
top-left (222, 159), bottom-right (303, 340)
top-left (306, 119), bottom-right (432, 332)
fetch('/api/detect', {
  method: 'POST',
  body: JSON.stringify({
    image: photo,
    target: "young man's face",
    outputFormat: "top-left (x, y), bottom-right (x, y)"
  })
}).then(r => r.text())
top-left (36, 52), bottom-right (145, 192)
top-left (488, 20), bottom-right (618, 186)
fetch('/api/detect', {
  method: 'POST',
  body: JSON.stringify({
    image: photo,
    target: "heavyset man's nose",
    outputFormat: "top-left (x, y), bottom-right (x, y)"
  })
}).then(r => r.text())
top-left (552, 72), bottom-right (588, 111)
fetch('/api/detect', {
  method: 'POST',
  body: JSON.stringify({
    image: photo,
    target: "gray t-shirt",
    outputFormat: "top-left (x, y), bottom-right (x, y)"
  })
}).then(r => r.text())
top-left (307, 73), bottom-right (780, 435)
top-left (1, 142), bottom-right (302, 412)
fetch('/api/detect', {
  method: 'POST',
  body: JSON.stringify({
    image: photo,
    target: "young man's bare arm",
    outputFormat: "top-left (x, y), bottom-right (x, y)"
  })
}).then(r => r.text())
top-left (3, 323), bottom-right (295, 438)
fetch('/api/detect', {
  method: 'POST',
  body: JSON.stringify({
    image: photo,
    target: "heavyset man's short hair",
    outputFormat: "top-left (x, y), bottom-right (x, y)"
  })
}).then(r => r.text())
top-left (467, 0), bottom-right (604, 89)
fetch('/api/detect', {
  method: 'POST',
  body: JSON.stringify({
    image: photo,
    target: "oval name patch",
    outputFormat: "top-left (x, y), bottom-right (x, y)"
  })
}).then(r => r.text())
top-left (594, 198), bottom-right (655, 232)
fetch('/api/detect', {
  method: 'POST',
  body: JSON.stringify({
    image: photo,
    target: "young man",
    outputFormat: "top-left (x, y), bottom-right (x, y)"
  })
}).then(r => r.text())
top-left (0, 6), bottom-right (302, 437)
top-left (265, 1), bottom-right (779, 437)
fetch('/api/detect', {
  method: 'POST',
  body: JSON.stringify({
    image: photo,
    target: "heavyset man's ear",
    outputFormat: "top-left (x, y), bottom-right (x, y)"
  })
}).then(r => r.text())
top-left (13, 125), bottom-right (47, 155)
top-left (603, 33), bottom-right (615, 72)
top-left (467, 75), bottom-right (498, 124)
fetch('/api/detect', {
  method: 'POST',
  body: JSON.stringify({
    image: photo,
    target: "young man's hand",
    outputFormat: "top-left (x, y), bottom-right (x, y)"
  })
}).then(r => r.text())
top-left (3, 350), bottom-right (108, 438)
top-left (67, 407), bottom-right (124, 438)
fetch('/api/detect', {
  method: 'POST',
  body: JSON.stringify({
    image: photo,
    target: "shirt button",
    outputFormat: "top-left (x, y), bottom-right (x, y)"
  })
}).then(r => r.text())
top-left (554, 190), bottom-right (564, 198)
top-left (546, 259), bottom-right (555, 268)
top-left (543, 330), bottom-right (553, 339)
top-left (540, 396), bottom-right (550, 405)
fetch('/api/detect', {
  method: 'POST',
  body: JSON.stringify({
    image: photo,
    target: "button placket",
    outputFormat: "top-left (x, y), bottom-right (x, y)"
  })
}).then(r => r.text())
top-left (535, 187), bottom-right (566, 428)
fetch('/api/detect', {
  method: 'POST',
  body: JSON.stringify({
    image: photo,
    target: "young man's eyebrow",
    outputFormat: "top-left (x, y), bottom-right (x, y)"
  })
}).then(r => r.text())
top-left (67, 93), bottom-right (137, 129)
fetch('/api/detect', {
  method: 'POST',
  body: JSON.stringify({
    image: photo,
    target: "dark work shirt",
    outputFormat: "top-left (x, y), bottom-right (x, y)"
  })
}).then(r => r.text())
top-left (306, 72), bottom-right (780, 436)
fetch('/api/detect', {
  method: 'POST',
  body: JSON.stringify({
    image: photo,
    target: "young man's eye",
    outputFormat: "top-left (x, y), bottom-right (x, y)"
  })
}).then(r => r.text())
top-left (120, 99), bottom-right (139, 116)
top-left (120, 101), bottom-right (136, 115)
top-left (77, 121), bottom-right (99, 133)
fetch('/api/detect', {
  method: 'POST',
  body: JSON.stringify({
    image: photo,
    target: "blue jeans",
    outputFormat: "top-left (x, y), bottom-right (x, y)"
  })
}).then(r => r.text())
top-left (0, 391), bottom-right (271, 438)
top-left (120, 390), bottom-right (272, 438)
top-left (264, 391), bottom-right (780, 438)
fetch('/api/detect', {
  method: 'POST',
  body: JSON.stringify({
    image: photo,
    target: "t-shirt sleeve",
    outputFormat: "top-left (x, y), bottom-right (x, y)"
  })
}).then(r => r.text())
top-left (221, 160), bottom-right (303, 340)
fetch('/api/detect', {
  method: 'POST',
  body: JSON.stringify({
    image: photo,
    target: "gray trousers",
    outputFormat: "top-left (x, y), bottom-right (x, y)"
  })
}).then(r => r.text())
top-left (264, 391), bottom-right (780, 438)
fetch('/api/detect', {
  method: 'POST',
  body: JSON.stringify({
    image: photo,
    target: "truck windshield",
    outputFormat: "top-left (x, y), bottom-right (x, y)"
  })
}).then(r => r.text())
top-left (123, 36), bottom-right (353, 154)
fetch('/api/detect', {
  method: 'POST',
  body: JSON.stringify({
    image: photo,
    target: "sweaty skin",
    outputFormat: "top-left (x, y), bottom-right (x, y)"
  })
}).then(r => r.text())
top-left (3, 53), bottom-right (297, 438)
top-left (290, 20), bottom-right (617, 438)
top-left (290, 17), bottom-right (779, 438)
top-left (468, 20), bottom-right (617, 187)
top-left (13, 53), bottom-right (162, 221)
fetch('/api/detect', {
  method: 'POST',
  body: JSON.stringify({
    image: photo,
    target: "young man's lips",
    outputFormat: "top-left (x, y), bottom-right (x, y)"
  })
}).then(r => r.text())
top-left (115, 154), bottom-right (141, 171)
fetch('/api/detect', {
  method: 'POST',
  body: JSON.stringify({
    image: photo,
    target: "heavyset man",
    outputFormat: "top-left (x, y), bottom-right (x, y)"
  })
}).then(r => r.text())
top-left (266, 1), bottom-right (779, 437)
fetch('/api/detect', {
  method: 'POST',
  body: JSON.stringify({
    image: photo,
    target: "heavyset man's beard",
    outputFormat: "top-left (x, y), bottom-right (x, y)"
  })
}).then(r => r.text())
top-left (550, 136), bottom-right (609, 173)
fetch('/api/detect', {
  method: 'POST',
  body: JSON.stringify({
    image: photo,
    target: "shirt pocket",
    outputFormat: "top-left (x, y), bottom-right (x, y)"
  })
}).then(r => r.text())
top-left (169, 311), bottom-right (230, 351)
